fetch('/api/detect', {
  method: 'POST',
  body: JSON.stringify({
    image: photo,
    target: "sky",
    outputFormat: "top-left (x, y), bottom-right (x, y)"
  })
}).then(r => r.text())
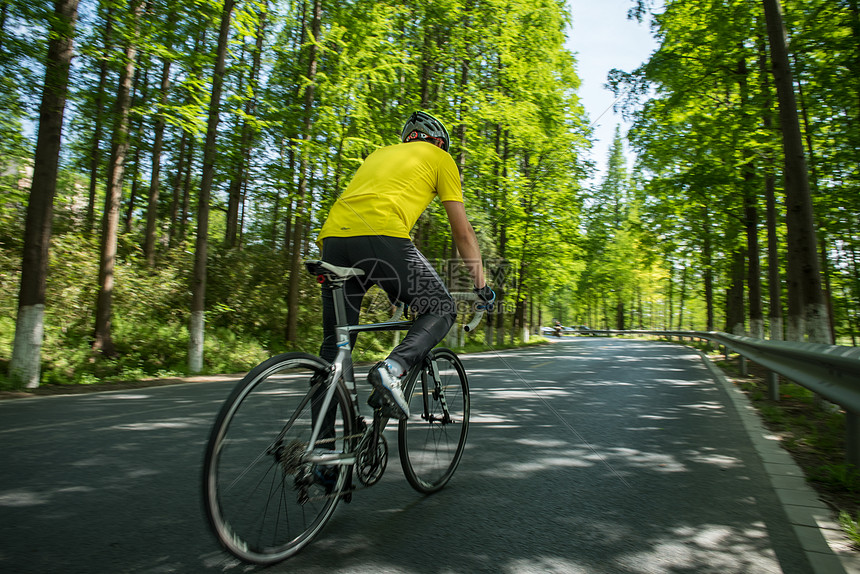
top-left (565, 0), bottom-right (660, 184)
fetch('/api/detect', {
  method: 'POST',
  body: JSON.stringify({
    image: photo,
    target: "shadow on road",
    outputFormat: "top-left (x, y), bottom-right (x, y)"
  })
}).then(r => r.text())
top-left (0, 339), bottom-right (811, 573)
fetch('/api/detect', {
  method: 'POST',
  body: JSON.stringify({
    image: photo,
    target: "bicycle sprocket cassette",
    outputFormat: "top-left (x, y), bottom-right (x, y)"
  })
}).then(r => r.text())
top-left (276, 439), bottom-right (306, 475)
top-left (355, 434), bottom-right (388, 486)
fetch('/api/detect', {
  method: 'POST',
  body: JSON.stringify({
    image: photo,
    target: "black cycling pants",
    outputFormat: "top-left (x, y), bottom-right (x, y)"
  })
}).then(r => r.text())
top-left (319, 236), bottom-right (456, 370)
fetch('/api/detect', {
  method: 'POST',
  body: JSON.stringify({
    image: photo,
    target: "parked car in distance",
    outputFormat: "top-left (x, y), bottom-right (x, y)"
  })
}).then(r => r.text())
top-left (540, 325), bottom-right (577, 336)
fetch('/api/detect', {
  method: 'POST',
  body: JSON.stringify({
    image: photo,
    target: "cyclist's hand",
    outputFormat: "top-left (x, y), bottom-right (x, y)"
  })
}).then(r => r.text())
top-left (474, 284), bottom-right (496, 311)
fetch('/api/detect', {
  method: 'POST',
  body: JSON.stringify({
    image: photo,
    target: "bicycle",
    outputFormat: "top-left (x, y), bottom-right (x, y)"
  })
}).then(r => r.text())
top-left (202, 259), bottom-right (483, 565)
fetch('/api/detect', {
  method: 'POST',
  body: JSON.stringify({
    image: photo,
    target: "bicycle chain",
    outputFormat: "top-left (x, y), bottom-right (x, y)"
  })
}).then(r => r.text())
top-left (287, 428), bottom-right (389, 504)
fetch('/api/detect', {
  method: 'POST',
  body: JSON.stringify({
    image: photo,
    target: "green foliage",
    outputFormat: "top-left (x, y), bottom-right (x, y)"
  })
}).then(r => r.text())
top-left (4, 0), bottom-right (859, 392)
top-left (610, 0), bottom-right (860, 339)
top-left (0, 232), bottom-right (278, 388)
top-left (840, 511), bottom-right (860, 548)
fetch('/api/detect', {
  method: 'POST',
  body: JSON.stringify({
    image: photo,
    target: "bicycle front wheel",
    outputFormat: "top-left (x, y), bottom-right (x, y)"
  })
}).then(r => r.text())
top-left (202, 352), bottom-right (353, 565)
top-left (398, 348), bottom-right (470, 494)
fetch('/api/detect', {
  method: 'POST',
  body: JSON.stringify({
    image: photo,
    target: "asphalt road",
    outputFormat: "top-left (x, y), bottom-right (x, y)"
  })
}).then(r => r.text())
top-left (0, 338), bottom-right (821, 573)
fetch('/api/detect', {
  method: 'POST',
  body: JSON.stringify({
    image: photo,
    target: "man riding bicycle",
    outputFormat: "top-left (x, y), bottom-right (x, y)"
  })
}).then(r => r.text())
top-left (317, 110), bottom-right (494, 419)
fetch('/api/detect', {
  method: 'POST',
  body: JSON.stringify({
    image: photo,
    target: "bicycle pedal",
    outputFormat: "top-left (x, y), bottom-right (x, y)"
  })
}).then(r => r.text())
top-left (368, 389), bottom-right (404, 419)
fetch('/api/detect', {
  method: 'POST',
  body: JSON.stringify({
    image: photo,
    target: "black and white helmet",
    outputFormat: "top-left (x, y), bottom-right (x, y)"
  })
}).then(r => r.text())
top-left (401, 111), bottom-right (450, 151)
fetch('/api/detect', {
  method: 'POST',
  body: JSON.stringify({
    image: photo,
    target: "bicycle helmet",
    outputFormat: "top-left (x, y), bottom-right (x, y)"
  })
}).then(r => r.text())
top-left (401, 111), bottom-right (450, 151)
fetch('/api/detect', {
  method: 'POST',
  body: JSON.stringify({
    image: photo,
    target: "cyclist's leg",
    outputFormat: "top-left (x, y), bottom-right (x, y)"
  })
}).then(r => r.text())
top-left (316, 238), bottom-right (370, 442)
top-left (389, 312), bottom-right (454, 368)
top-left (361, 237), bottom-right (456, 369)
top-left (319, 237), bottom-right (368, 364)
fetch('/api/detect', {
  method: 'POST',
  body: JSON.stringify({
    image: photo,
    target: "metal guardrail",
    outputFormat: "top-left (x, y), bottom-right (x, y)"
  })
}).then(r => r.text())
top-left (573, 329), bottom-right (860, 464)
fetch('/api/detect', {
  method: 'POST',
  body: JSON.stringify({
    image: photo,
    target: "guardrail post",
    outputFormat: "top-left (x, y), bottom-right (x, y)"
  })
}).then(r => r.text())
top-left (767, 371), bottom-right (779, 401)
top-left (847, 411), bottom-right (860, 467)
top-left (739, 356), bottom-right (748, 377)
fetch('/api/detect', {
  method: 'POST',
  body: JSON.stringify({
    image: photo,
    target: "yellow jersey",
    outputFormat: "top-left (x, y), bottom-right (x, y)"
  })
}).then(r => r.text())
top-left (318, 142), bottom-right (463, 240)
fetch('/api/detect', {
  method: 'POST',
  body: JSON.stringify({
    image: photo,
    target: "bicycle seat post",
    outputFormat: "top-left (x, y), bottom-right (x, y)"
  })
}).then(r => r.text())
top-left (323, 278), bottom-right (351, 353)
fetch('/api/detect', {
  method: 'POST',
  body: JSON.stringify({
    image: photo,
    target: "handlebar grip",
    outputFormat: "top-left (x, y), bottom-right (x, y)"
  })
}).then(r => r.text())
top-left (463, 310), bottom-right (485, 332)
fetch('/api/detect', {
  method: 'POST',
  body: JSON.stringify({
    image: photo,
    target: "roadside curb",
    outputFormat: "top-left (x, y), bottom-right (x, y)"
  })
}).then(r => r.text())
top-left (701, 351), bottom-right (860, 574)
top-left (0, 373), bottom-right (245, 401)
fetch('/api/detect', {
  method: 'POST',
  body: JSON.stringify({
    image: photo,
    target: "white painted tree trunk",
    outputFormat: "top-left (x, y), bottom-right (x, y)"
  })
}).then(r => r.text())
top-left (10, 305), bottom-right (45, 389)
top-left (806, 303), bottom-right (833, 344)
top-left (188, 310), bottom-right (204, 373)
top-left (769, 317), bottom-right (784, 341)
top-left (785, 315), bottom-right (804, 342)
top-left (749, 319), bottom-right (765, 340)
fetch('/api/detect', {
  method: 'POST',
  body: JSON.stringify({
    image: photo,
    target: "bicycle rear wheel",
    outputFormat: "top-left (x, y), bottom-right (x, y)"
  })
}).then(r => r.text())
top-left (398, 348), bottom-right (470, 494)
top-left (202, 352), bottom-right (353, 565)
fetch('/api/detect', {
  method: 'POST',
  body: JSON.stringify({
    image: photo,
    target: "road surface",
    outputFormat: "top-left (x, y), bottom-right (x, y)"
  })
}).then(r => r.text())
top-left (0, 337), bottom-right (847, 573)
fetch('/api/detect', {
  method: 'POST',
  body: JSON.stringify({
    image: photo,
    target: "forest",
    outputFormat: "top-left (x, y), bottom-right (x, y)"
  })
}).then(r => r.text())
top-left (0, 0), bottom-right (857, 389)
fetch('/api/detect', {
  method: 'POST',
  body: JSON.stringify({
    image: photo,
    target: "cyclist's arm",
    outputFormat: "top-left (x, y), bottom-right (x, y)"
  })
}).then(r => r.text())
top-left (442, 200), bottom-right (486, 289)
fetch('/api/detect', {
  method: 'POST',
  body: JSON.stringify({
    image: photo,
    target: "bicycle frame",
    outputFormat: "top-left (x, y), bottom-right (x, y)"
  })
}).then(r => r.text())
top-left (204, 260), bottom-right (476, 565)
top-left (303, 263), bottom-right (481, 467)
top-left (304, 275), bottom-right (412, 464)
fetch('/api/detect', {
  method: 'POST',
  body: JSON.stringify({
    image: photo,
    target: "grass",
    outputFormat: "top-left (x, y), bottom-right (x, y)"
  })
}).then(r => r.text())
top-left (841, 511), bottom-right (860, 547)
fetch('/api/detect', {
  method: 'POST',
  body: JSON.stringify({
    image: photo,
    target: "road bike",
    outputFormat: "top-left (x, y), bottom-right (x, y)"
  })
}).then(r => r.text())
top-left (202, 259), bottom-right (482, 565)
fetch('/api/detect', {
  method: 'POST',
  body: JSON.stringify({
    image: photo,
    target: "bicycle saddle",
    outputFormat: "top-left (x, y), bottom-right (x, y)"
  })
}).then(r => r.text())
top-left (304, 260), bottom-right (366, 279)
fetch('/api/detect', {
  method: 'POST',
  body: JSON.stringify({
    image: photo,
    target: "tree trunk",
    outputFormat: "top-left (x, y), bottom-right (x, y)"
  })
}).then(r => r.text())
top-left (144, 49), bottom-right (173, 265)
top-left (677, 265), bottom-right (687, 330)
top-left (615, 300), bottom-right (626, 331)
top-left (166, 130), bottom-right (186, 247)
top-left (123, 122), bottom-right (142, 234)
top-left (758, 32), bottom-right (784, 341)
top-left (494, 128), bottom-right (509, 346)
top-left (9, 0), bottom-right (80, 388)
top-left (189, 0), bottom-right (235, 372)
top-left (178, 137), bottom-right (195, 244)
top-left (666, 269), bottom-right (673, 330)
top-left (93, 0), bottom-right (145, 356)
top-left (224, 52), bottom-right (247, 248)
top-left (794, 54), bottom-right (836, 343)
top-left (123, 63), bottom-right (147, 235)
top-left (744, 182), bottom-right (764, 338)
top-left (169, 27), bottom-right (205, 248)
top-left (702, 217), bottom-right (715, 332)
top-left (285, 0), bottom-right (321, 343)
top-left (419, 28), bottom-right (434, 107)
top-left (764, 170), bottom-right (783, 340)
top-left (85, 5), bottom-right (113, 235)
top-left (725, 249), bottom-right (746, 335)
top-left (0, 2), bottom-right (7, 52)
top-left (226, 2), bottom-right (266, 249)
top-left (762, 0), bottom-right (831, 343)
top-left (737, 52), bottom-right (765, 339)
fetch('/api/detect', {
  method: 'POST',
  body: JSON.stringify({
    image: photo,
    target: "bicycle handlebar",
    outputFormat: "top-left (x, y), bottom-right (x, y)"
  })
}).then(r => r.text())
top-left (463, 310), bottom-right (485, 332)
top-left (451, 292), bottom-right (485, 333)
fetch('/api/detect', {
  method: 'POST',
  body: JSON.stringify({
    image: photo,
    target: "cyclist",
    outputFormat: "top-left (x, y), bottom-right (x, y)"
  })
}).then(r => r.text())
top-left (316, 110), bottom-right (495, 419)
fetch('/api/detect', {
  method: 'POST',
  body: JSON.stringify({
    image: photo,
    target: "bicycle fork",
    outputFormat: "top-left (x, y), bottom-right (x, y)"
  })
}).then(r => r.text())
top-left (423, 355), bottom-right (453, 425)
